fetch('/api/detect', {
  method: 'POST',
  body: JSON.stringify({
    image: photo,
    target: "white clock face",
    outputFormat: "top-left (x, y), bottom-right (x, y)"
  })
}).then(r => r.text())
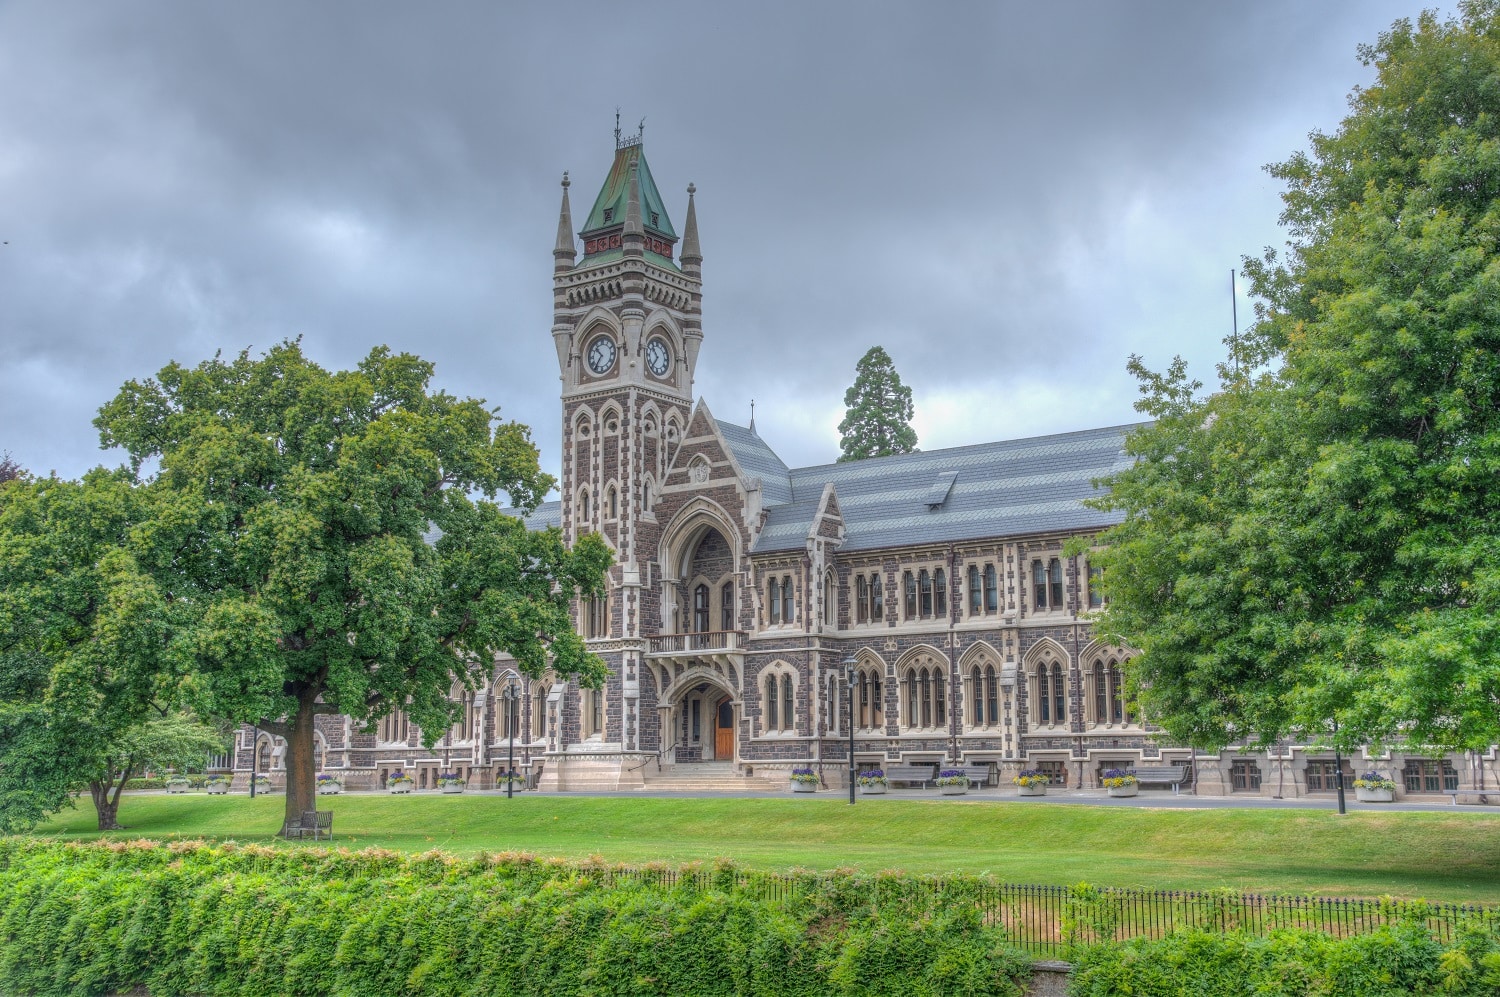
top-left (586, 336), bottom-right (616, 375)
top-left (645, 338), bottom-right (671, 377)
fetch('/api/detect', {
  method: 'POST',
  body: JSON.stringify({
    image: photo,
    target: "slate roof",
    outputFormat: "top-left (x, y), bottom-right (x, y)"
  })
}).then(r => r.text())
top-left (751, 423), bottom-right (1145, 553)
top-left (716, 419), bottom-right (793, 506)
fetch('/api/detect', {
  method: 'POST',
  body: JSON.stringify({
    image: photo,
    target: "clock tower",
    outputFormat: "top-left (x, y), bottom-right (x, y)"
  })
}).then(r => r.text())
top-left (549, 127), bottom-right (703, 752)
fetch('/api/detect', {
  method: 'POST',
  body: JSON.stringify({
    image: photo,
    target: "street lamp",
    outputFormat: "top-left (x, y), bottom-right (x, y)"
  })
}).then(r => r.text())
top-left (249, 725), bottom-right (258, 799)
top-left (842, 653), bottom-right (857, 805)
top-left (503, 676), bottom-right (520, 799)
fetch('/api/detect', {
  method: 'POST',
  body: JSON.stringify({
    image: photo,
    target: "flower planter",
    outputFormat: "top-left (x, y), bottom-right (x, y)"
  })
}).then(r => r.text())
top-left (1016, 784), bottom-right (1047, 797)
top-left (1356, 787), bottom-right (1394, 803)
top-left (441, 784), bottom-right (465, 794)
top-left (205, 782), bottom-right (229, 795)
top-left (389, 783), bottom-right (414, 794)
top-left (165, 782), bottom-right (190, 794)
top-left (791, 781), bottom-right (817, 793)
top-left (1107, 784), bottom-right (1139, 798)
top-left (858, 783), bottom-right (888, 795)
top-left (940, 784), bottom-right (968, 796)
top-left (317, 784), bottom-right (343, 795)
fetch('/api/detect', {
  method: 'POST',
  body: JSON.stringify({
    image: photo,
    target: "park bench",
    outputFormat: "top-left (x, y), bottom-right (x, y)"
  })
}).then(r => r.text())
top-left (281, 810), bottom-right (334, 841)
top-left (1129, 765), bottom-right (1189, 795)
top-left (1449, 790), bottom-right (1497, 806)
top-left (959, 765), bottom-right (993, 788)
top-left (884, 764), bottom-right (938, 788)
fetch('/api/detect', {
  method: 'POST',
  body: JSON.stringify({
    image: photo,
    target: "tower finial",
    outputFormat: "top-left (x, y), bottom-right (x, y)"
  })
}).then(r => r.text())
top-left (554, 170), bottom-right (576, 269)
top-left (680, 182), bottom-right (702, 269)
top-left (749, 398), bottom-right (756, 433)
top-left (614, 108), bottom-right (621, 147)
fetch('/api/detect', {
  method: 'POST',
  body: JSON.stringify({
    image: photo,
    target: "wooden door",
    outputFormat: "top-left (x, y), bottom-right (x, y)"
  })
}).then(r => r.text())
top-left (714, 699), bottom-right (734, 759)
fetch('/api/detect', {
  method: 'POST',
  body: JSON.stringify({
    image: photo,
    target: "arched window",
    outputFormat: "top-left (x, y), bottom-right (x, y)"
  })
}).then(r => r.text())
top-left (766, 675), bottom-right (779, 729)
top-left (782, 674), bottom-right (794, 732)
top-left (934, 568), bottom-right (947, 617)
top-left (768, 578), bottom-right (782, 624)
top-left (903, 572), bottom-right (917, 618)
top-left (1032, 560), bottom-right (1047, 608)
top-left (579, 490), bottom-right (591, 524)
top-left (826, 673), bottom-right (839, 733)
top-left (970, 666), bottom-right (984, 725)
top-left (985, 665), bottom-right (998, 725)
top-left (606, 485), bottom-right (619, 520)
top-left (856, 575), bottom-right (869, 623)
top-left (1109, 661), bottom-right (1124, 723)
top-left (780, 575), bottom-right (793, 624)
top-left (935, 670), bottom-right (946, 727)
top-left (918, 570), bottom-right (932, 617)
top-left (720, 582), bottom-right (735, 631)
top-left (258, 738), bottom-right (273, 772)
top-left (1092, 661), bottom-right (1106, 723)
top-left (968, 565), bottom-right (982, 613)
top-left (693, 584), bottom-right (710, 633)
top-left (903, 661), bottom-right (946, 729)
top-left (582, 686), bottom-right (604, 738)
top-left (1088, 565), bottom-right (1104, 609)
top-left (857, 667), bottom-right (884, 729)
top-left (1050, 558), bottom-right (1064, 609)
top-left (584, 590), bottom-right (608, 638)
top-left (500, 683), bottom-right (520, 740)
top-left (870, 573), bottom-right (884, 620)
top-left (641, 478), bottom-right (653, 514)
top-left (1051, 664), bottom-right (1066, 725)
top-left (531, 681), bottom-right (551, 741)
top-left (984, 564), bottom-right (999, 612)
top-left (824, 571), bottom-right (835, 627)
top-left (1035, 664), bottom-right (1054, 725)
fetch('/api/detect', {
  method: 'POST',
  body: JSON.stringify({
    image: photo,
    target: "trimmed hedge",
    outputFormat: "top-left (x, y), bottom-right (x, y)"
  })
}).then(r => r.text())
top-left (0, 840), bottom-right (1031, 997)
top-left (1070, 924), bottom-right (1500, 996)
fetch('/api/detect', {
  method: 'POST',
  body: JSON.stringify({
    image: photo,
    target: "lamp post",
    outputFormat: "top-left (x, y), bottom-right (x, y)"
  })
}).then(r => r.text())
top-left (248, 725), bottom-right (258, 799)
top-left (503, 676), bottom-right (519, 799)
top-left (843, 654), bottom-right (857, 805)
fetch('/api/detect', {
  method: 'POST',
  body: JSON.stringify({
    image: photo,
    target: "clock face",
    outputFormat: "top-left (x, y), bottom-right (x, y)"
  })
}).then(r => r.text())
top-left (586, 336), bottom-right (616, 375)
top-left (645, 338), bottom-right (671, 377)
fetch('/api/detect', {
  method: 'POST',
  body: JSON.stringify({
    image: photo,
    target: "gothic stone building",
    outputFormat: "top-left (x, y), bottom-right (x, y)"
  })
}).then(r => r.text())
top-left (233, 135), bottom-right (1493, 801)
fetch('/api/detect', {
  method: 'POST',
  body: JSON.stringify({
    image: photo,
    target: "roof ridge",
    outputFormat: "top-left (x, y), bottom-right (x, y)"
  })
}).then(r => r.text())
top-left (787, 421), bottom-right (1149, 476)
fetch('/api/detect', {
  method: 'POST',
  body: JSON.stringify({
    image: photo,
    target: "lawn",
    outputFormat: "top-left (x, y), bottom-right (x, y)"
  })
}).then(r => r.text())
top-left (31, 792), bottom-right (1500, 902)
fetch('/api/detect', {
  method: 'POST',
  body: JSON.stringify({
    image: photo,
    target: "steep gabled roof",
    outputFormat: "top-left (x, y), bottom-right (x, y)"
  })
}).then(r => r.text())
top-left (716, 419), bottom-right (793, 506)
top-left (752, 424), bottom-right (1143, 553)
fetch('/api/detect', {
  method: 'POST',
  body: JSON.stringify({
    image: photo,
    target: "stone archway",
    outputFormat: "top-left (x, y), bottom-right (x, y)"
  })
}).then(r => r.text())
top-left (659, 669), bottom-right (739, 763)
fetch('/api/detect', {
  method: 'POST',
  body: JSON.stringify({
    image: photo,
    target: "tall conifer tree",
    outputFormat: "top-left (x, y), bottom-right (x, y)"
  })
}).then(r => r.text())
top-left (837, 346), bottom-right (918, 462)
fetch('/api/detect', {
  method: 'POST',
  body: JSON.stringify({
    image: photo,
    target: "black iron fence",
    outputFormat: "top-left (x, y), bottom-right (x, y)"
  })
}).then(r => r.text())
top-left (562, 864), bottom-right (1499, 957)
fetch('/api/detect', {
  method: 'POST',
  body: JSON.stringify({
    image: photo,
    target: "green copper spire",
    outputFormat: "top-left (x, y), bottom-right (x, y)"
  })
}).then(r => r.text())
top-left (577, 125), bottom-right (678, 267)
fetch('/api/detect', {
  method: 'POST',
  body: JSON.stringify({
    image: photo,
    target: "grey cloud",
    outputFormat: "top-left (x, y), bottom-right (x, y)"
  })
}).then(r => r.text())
top-left (0, 0), bottom-right (1422, 482)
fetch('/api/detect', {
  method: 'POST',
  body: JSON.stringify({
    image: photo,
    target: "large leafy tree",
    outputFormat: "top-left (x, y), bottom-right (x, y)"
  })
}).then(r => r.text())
top-left (0, 469), bottom-right (199, 831)
top-left (95, 341), bottom-right (611, 829)
top-left (1088, 3), bottom-right (1500, 756)
top-left (837, 346), bottom-right (918, 462)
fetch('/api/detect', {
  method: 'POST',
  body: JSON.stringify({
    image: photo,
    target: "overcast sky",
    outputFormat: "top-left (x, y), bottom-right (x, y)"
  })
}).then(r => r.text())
top-left (0, 1), bottom-right (1425, 494)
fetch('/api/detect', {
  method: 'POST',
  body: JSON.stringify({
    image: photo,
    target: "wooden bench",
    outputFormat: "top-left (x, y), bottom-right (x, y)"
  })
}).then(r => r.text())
top-left (1449, 790), bottom-right (1497, 806)
top-left (281, 810), bottom-right (334, 841)
top-left (959, 765), bottom-right (994, 788)
top-left (885, 764), bottom-right (938, 789)
top-left (1130, 765), bottom-right (1189, 795)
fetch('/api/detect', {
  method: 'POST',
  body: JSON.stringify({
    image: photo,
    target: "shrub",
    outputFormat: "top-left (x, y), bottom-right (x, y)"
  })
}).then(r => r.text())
top-left (1069, 923), bottom-right (1500, 996)
top-left (1013, 770), bottom-right (1049, 788)
top-left (935, 769), bottom-right (969, 787)
top-left (1101, 768), bottom-right (1137, 789)
top-left (856, 769), bottom-right (888, 787)
top-left (436, 772), bottom-right (465, 788)
top-left (0, 840), bottom-right (1033, 997)
top-left (789, 767), bottom-right (819, 785)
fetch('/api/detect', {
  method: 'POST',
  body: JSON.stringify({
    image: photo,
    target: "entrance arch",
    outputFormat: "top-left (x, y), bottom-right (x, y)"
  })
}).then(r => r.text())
top-left (658, 668), bottom-right (738, 763)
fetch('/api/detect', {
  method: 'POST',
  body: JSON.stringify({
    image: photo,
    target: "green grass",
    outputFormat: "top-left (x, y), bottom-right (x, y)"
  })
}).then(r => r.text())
top-left (30, 792), bottom-right (1500, 902)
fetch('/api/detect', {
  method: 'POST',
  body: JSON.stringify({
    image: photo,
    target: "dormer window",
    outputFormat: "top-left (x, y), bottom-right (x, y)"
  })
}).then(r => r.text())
top-left (650, 211), bottom-right (659, 227)
top-left (602, 208), bottom-right (615, 223)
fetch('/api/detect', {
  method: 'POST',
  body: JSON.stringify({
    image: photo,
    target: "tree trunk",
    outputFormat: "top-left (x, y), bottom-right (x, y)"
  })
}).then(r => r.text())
top-left (282, 689), bottom-right (320, 833)
top-left (90, 778), bottom-right (121, 831)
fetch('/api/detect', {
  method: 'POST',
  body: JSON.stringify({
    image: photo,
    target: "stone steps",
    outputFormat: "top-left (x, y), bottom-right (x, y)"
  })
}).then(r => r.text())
top-left (638, 764), bottom-right (780, 793)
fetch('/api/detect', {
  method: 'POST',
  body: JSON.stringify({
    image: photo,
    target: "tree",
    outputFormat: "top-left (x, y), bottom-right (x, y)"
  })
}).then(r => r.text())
top-left (837, 346), bottom-right (918, 462)
top-left (94, 341), bottom-right (611, 831)
top-left (0, 453), bottom-right (20, 485)
top-left (0, 469), bottom-right (192, 831)
top-left (1086, 3), bottom-right (1500, 755)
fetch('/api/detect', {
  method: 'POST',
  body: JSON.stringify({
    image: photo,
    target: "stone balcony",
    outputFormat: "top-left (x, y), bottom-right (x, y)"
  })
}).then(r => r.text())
top-left (645, 630), bottom-right (747, 669)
